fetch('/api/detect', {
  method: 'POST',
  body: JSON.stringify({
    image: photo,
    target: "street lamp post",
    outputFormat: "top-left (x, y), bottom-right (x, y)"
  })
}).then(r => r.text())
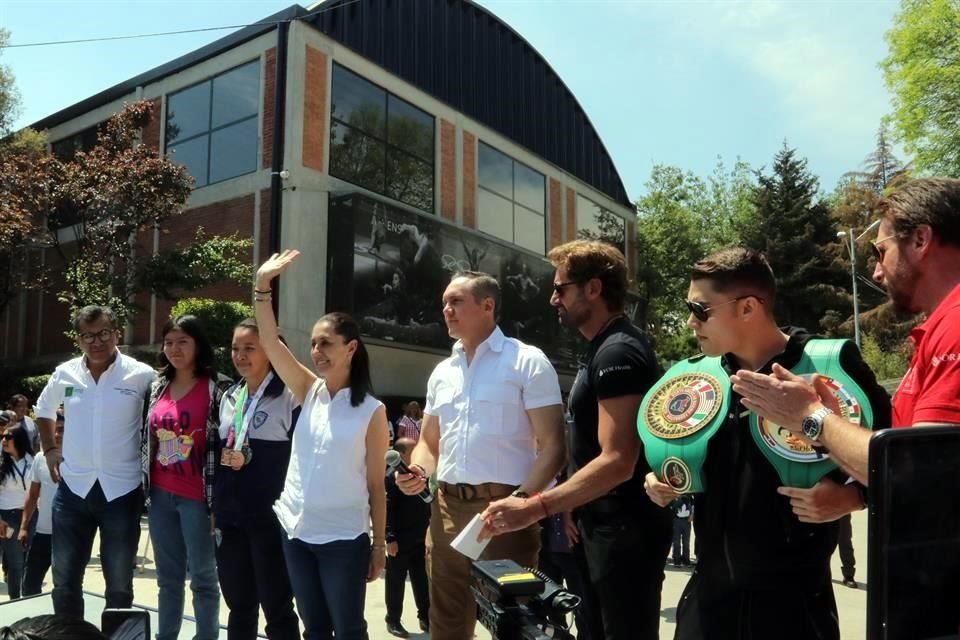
top-left (837, 219), bottom-right (881, 349)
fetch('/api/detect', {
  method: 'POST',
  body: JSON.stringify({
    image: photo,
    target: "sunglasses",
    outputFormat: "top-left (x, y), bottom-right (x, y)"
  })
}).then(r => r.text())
top-left (553, 281), bottom-right (581, 295)
top-left (1, 433), bottom-right (14, 441)
top-left (685, 296), bottom-right (758, 322)
top-left (870, 233), bottom-right (899, 262)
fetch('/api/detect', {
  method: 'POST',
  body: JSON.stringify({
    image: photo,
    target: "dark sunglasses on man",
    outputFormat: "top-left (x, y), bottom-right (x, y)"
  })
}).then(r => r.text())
top-left (684, 296), bottom-right (760, 322)
top-left (553, 281), bottom-right (581, 295)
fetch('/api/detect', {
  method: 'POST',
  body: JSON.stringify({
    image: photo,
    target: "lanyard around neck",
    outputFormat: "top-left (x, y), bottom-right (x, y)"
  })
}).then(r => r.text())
top-left (9, 457), bottom-right (28, 490)
top-left (230, 372), bottom-right (274, 451)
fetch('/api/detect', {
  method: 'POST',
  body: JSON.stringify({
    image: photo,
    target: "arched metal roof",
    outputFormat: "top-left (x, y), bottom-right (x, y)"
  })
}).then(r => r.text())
top-left (307, 0), bottom-right (632, 208)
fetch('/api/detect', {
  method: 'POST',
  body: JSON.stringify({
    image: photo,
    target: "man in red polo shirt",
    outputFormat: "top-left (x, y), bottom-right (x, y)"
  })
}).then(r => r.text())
top-left (731, 177), bottom-right (960, 486)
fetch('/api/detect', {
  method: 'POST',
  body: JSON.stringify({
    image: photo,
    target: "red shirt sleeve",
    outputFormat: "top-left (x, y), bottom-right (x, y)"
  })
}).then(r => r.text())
top-left (912, 321), bottom-right (960, 425)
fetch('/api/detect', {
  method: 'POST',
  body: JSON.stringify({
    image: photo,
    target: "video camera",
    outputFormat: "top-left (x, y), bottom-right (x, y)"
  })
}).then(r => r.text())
top-left (470, 559), bottom-right (581, 640)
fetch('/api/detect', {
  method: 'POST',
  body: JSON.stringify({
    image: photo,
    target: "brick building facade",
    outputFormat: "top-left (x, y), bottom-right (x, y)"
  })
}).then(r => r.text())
top-left (6, 0), bottom-right (637, 400)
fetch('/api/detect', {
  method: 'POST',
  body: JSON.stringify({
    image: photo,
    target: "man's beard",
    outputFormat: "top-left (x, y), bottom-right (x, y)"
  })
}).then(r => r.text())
top-left (559, 304), bottom-right (590, 330)
top-left (887, 262), bottom-right (922, 317)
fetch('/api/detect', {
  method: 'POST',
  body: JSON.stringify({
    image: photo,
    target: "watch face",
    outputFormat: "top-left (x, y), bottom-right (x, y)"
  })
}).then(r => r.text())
top-left (802, 416), bottom-right (823, 440)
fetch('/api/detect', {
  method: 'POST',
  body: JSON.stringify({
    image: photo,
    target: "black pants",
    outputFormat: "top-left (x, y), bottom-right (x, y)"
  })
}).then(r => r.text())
top-left (674, 572), bottom-right (839, 640)
top-left (22, 532), bottom-right (52, 597)
top-left (575, 510), bottom-right (671, 640)
top-left (384, 541), bottom-right (429, 624)
top-left (215, 514), bottom-right (299, 640)
top-left (836, 514), bottom-right (855, 581)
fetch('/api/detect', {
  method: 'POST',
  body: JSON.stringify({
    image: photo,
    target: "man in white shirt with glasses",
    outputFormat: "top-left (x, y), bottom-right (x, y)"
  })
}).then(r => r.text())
top-left (35, 305), bottom-right (155, 618)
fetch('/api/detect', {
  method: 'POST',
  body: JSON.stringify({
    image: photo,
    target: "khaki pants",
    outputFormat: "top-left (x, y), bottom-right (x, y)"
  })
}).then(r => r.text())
top-left (426, 482), bottom-right (541, 640)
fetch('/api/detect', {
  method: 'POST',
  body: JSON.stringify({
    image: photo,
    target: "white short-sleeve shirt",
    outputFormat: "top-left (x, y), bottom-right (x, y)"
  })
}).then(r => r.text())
top-left (274, 379), bottom-right (383, 544)
top-left (424, 326), bottom-right (562, 486)
top-left (29, 450), bottom-right (58, 534)
top-left (0, 454), bottom-right (34, 510)
top-left (34, 351), bottom-right (156, 501)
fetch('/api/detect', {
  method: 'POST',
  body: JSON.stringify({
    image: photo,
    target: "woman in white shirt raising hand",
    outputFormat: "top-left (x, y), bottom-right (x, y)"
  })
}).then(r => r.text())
top-left (254, 250), bottom-right (389, 640)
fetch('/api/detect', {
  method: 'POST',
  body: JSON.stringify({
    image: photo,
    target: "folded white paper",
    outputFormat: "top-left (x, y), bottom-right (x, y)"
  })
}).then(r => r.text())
top-left (450, 514), bottom-right (491, 560)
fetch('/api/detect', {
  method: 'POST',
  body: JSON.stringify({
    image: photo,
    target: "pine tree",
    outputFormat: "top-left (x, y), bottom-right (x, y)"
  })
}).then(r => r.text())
top-left (747, 145), bottom-right (849, 333)
top-left (843, 125), bottom-right (908, 195)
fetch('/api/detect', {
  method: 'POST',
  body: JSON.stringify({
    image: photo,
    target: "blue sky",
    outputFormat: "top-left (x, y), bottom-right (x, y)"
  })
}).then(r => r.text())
top-left (2, 0), bottom-right (900, 200)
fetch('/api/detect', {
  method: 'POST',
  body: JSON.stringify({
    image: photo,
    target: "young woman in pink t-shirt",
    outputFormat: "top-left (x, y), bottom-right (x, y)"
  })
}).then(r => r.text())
top-left (145, 315), bottom-right (226, 640)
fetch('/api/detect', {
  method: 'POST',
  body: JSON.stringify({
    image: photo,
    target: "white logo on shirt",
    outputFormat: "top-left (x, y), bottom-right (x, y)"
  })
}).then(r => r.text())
top-left (598, 365), bottom-right (631, 377)
top-left (931, 353), bottom-right (960, 367)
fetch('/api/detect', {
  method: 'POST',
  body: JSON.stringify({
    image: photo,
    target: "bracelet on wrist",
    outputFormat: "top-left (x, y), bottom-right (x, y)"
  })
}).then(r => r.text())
top-left (535, 492), bottom-right (551, 518)
top-left (253, 287), bottom-right (272, 294)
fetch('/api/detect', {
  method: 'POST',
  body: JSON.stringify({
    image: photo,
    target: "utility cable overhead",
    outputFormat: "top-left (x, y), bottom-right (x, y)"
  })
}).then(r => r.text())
top-left (0, 0), bottom-right (361, 49)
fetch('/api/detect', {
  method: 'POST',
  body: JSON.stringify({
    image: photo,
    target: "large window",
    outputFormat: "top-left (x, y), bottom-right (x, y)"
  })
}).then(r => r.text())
top-left (49, 125), bottom-right (103, 228)
top-left (165, 61), bottom-right (260, 188)
top-left (577, 194), bottom-right (626, 254)
top-left (330, 64), bottom-right (434, 212)
top-left (51, 124), bottom-right (100, 162)
top-left (477, 143), bottom-right (545, 254)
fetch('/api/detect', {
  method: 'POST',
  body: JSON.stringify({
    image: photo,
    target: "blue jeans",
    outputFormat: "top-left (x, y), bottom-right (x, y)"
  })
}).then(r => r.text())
top-left (282, 533), bottom-right (369, 640)
top-left (149, 488), bottom-right (220, 640)
top-left (52, 480), bottom-right (142, 617)
top-left (0, 508), bottom-right (25, 600)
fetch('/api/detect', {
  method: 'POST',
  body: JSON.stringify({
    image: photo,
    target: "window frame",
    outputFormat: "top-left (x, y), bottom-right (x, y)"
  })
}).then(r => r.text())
top-left (164, 59), bottom-right (261, 188)
top-left (329, 63), bottom-right (436, 212)
top-left (576, 193), bottom-right (628, 253)
top-left (477, 141), bottom-right (546, 254)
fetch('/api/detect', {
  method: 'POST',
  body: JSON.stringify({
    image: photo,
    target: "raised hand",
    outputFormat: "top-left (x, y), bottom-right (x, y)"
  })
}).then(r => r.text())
top-left (256, 250), bottom-right (301, 289)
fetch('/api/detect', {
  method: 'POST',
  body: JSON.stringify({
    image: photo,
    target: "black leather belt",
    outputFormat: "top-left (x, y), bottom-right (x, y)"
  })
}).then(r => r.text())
top-left (438, 481), bottom-right (516, 501)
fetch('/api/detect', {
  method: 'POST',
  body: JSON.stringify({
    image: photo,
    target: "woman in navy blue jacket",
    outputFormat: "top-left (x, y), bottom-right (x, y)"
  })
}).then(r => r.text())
top-left (214, 318), bottom-right (300, 640)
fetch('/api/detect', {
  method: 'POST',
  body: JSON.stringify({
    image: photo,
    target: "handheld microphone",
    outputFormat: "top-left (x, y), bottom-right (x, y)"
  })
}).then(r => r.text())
top-left (386, 449), bottom-right (434, 503)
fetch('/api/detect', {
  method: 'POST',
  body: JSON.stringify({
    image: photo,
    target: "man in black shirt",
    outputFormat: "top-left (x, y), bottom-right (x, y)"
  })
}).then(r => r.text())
top-left (481, 240), bottom-right (672, 640)
top-left (644, 248), bottom-right (890, 640)
top-left (384, 438), bottom-right (431, 638)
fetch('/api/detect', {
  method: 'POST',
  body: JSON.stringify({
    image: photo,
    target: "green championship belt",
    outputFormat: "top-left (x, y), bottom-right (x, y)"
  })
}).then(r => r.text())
top-left (749, 339), bottom-right (875, 488)
top-left (637, 355), bottom-right (730, 494)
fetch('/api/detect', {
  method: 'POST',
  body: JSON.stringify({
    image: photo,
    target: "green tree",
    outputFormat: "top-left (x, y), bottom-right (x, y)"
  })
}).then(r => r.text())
top-left (859, 332), bottom-right (910, 381)
top-left (746, 145), bottom-right (849, 332)
top-left (2, 100), bottom-right (252, 336)
top-left (633, 160), bottom-right (758, 365)
top-left (830, 127), bottom-right (913, 341)
top-left (703, 157), bottom-right (761, 248)
top-left (0, 28), bottom-right (20, 137)
top-left (882, 0), bottom-right (960, 176)
top-left (843, 125), bottom-right (908, 194)
top-left (0, 29), bottom-right (52, 314)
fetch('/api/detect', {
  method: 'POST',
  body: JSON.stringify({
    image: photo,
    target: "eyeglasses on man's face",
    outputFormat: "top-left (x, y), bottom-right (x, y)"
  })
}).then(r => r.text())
top-left (78, 328), bottom-right (116, 345)
top-left (685, 296), bottom-right (758, 322)
top-left (870, 233), bottom-right (899, 262)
